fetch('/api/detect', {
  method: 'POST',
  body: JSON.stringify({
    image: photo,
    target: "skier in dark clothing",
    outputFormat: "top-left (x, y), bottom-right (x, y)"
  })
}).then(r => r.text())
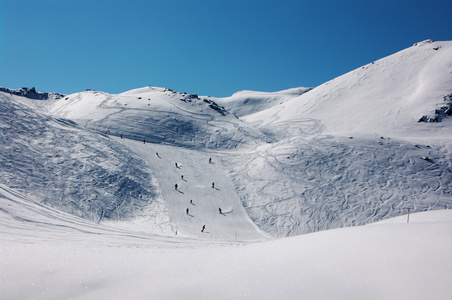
top-left (219, 208), bottom-right (222, 214)
top-left (175, 162), bottom-right (178, 168)
top-left (212, 182), bottom-right (215, 189)
top-left (143, 139), bottom-right (146, 144)
top-left (120, 134), bottom-right (123, 139)
top-left (209, 157), bottom-right (212, 164)
top-left (186, 208), bottom-right (189, 215)
top-left (175, 184), bottom-right (178, 190)
top-left (181, 175), bottom-right (184, 180)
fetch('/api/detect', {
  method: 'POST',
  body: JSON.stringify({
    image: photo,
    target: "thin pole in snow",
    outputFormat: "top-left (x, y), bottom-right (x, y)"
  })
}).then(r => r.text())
top-left (407, 208), bottom-right (410, 223)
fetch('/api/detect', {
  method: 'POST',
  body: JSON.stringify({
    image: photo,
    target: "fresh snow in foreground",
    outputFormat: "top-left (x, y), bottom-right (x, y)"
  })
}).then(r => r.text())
top-left (2, 187), bottom-right (451, 299)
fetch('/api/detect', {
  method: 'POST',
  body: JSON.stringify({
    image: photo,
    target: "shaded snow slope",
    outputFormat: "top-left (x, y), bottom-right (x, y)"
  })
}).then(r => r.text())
top-left (2, 187), bottom-right (451, 299)
top-left (0, 94), bottom-right (168, 228)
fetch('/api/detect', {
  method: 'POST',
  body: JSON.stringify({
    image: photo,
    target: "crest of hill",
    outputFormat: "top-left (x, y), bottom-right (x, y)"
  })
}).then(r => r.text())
top-left (48, 86), bottom-right (270, 149)
top-left (243, 40), bottom-right (452, 142)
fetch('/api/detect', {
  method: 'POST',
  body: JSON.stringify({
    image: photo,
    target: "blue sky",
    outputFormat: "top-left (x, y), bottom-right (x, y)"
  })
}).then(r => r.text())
top-left (1, 0), bottom-right (451, 97)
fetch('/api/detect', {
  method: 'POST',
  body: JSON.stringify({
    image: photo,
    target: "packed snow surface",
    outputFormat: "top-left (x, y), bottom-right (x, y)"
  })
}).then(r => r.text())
top-left (1, 39), bottom-right (452, 298)
top-left (2, 187), bottom-right (451, 299)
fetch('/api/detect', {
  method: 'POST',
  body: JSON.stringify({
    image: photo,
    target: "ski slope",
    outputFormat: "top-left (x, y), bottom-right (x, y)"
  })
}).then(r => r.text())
top-left (115, 138), bottom-right (268, 240)
top-left (2, 40), bottom-right (452, 238)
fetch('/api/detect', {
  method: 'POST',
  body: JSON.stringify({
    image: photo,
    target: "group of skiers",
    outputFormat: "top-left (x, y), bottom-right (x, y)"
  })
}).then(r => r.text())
top-left (171, 157), bottom-right (225, 233)
top-left (104, 134), bottom-right (223, 235)
top-left (103, 133), bottom-right (228, 235)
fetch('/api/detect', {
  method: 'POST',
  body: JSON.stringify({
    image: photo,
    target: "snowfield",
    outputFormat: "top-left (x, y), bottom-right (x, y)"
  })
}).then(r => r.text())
top-left (2, 187), bottom-right (451, 299)
top-left (1, 39), bottom-right (452, 298)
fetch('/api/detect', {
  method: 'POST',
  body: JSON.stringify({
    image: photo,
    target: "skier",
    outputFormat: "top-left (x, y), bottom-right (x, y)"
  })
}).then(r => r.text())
top-left (186, 208), bottom-right (189, 215)
top-left (181, 175), bottom-right (184, 180)
top-left (175, 183), bottom-right (178, 190)
top-left (175, 162), bottom-right (178, 168)
top-left (143, 139), bottom-right (146, 144)
top-left (219, 208), bottom-right (222, 214)
top-left (212, 182), bottom-right (215, 189)
top-left (209, 157), bottom-right (212, 164)
top-left (120, 134), bottom-right (123, 139)
top-left (190, 199), bottom-right (193, 205)
top-left (156, 152), bottom-right (160, 158)
top-left (201, 225), bottom-right (206, 232)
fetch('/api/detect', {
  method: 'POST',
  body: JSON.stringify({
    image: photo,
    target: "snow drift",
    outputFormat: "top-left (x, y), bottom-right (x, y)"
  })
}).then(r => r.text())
top-left (2, 187), bottom-right (451, 299)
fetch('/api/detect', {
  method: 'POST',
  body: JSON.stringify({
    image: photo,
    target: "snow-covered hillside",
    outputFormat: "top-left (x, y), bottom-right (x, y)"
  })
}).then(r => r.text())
top-left (0, 95), bottom-right (166, 227)
top-left (242, 40), bottom-right (452, 140)
top-left (217, 39), bottom-right (452, 236)
top-left (48, 86), bottom-right (270, 149)
top-left (2, 40), bottom-right (452, 239)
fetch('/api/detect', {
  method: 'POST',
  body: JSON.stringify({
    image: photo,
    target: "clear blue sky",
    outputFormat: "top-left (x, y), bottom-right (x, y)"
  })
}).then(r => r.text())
top-left (1, 0), bottom-right (451, 97)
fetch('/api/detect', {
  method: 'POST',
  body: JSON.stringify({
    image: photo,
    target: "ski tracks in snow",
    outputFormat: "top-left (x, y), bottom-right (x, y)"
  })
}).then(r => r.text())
top-left (226, 135), bottom-right (452, 237)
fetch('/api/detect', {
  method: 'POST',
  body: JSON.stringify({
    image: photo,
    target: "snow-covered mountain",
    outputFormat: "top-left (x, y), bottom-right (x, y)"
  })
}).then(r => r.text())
top-left (242, 39), bottom-right (452, 140)
top-left (1, 39), bottom-right (452, 299)
top-left (2, 39), bottom-right (451, 238)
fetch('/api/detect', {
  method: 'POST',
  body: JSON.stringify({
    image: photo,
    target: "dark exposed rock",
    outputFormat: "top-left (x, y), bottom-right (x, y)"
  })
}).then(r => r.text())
top-left (0, 86), bottom-right (65, 100)
top-left (418, 94), bottom-right (452, 123)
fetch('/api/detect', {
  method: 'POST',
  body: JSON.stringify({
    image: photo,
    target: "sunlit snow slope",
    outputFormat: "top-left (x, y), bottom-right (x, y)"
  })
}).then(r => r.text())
top-left (49, 86), bottom-right (269, 149)
top-left (216, 39), bottom-right (452, 236)
top-left (241, 40), bottom-right (452, 140)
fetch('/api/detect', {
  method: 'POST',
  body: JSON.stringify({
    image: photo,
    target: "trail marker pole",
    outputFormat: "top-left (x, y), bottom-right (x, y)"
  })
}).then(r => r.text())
top-left (407, 208), bottom-right (410, 223)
